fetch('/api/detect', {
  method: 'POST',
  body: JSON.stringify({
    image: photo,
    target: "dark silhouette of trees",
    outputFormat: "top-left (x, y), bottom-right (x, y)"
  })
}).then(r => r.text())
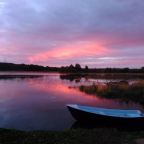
top-left (0, 62), bottom-right (58, 72)
top-left (59, 64), bottom-right (82, 72)
top-left (85, 65), bottom-right (88, 70)
top-left (75, 64), bottom-right (81, 71)
top-left (141, 67), bottom-right (144, 72)
top-left (0, 62), bottom-right (144, 73)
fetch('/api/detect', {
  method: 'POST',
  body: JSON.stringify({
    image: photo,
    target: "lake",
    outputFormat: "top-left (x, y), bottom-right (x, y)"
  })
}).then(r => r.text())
top-left (0, 72), bottom-right (143, 131)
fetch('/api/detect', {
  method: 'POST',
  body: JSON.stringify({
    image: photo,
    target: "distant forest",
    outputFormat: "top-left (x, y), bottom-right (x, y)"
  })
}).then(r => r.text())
top-left (0, 62), bottom-right (144, 73)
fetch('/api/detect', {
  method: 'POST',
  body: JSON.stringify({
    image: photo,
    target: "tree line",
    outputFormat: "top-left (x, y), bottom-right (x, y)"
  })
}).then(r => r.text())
top-left (0, 62), bottom-right (144, 73)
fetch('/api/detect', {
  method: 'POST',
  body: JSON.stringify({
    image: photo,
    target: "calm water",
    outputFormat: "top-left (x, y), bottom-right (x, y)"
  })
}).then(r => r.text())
top-left (0, 72), bottom-right (143, 130)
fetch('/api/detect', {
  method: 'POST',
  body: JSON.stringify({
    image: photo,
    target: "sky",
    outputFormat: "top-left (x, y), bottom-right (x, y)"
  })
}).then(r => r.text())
top-left (0, 0), bottom-right (144, 68)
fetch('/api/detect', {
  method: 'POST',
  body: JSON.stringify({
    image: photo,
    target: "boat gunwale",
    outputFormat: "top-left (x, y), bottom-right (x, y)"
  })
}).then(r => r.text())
top-left (67, 104), bottom-right (144, 118)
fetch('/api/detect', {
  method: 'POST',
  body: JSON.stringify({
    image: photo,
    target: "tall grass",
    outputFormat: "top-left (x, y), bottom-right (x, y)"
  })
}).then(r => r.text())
top-left (79, 80), bottom-right (144, 104)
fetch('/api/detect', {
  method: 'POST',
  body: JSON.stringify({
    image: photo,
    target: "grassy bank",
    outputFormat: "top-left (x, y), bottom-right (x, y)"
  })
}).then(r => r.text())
top-left (1, 128), bottom-right (144, 144)
top-left (79, 80), bottom-right (144, 105)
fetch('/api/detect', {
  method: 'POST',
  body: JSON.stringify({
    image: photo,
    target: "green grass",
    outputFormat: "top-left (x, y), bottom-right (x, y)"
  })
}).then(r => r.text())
top-left (0, 128), bottom-right (143, 144)
top-left (79, 80), bottom-right (144, 104)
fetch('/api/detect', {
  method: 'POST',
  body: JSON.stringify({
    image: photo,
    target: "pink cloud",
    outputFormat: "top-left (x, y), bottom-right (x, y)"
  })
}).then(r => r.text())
top-left (28, 41), bottom-right (109, 63)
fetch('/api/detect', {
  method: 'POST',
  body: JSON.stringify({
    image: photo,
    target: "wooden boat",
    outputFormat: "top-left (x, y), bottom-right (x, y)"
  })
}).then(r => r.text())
top-left (67, 104), bottom-right (144, 124)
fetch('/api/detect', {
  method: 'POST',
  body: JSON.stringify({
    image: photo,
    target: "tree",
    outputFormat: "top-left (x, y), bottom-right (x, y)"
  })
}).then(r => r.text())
top-left (69, 64), bottom-right (75, 72)
top-left (69, 64), bottom-right (74, 69)
top-left (85, 65), bottom-right (89, 70)
top-left (75, 64), bottom-right (81, 71)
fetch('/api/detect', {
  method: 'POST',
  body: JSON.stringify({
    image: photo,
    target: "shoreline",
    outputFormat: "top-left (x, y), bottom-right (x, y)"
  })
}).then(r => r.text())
top-left (0, 128), bottom-right (142, 144)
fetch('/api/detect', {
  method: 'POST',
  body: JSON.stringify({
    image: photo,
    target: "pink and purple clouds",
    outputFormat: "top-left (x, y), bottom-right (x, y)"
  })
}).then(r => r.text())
top-left (0, 0), bottom-right (144, 67)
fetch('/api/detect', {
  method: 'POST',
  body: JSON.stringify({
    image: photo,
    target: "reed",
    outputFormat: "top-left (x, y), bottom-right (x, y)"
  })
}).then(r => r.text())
top-left (79, 80), bottom-right (144, 104)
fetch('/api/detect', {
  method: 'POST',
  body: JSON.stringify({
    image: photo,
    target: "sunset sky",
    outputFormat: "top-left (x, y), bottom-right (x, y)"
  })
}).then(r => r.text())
top-left (0, 0), bottom-right (144, 68)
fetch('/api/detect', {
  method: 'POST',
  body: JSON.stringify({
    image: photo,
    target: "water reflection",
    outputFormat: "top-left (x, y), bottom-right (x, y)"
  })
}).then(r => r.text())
top-left (0, 72), bottom-right (143, 130)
